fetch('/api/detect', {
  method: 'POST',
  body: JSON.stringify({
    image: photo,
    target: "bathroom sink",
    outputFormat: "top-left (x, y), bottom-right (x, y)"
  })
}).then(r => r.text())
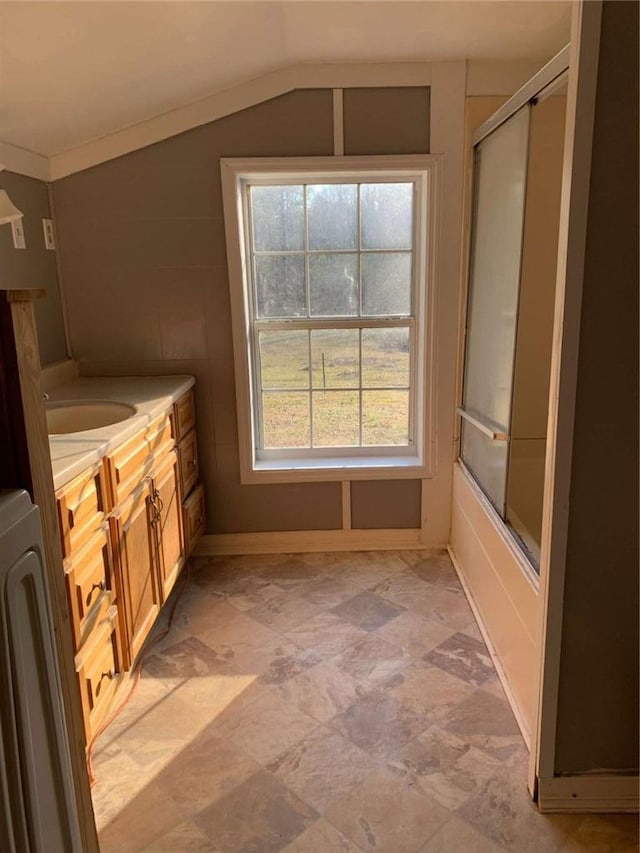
top-left (45, 400), bottom-right (136, 435)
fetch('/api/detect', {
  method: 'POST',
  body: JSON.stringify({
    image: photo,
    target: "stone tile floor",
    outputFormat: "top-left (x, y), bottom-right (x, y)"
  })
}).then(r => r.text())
top-left (92, 550), bottom-right (639, 852)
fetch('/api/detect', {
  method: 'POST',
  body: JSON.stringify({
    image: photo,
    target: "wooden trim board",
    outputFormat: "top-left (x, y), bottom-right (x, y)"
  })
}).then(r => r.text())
top-left (194, 528), bottom-right (444, 557)
top-left (4, 294), bottom-right (98, 850)
top-left (447, 543), bottom-right (531, 750)
top-left (449, 462), bottom-right (539, 743)
top-left (537, 775), bottom-right (639, 813)
top-left (529, 0), bottom-right (604, 790)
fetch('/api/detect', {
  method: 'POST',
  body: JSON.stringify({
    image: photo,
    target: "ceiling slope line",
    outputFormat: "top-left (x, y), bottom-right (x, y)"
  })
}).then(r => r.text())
top-left (47, 62), bottom-right (434, 181)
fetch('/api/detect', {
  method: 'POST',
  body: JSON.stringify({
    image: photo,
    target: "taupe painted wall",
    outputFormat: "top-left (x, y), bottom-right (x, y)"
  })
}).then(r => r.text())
top-left (554, 0), bottom-right (639, 774)
top-left (52, 88), bottom-right (430, 534)
top-left (0, 171), bottom-right (67, 365)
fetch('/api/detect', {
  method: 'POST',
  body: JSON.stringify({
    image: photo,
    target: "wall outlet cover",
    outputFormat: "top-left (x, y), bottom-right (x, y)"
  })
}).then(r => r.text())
top-left (11, 219), bottom-right (26, 249)
top-left (43, 218), bottom-right (56, 250)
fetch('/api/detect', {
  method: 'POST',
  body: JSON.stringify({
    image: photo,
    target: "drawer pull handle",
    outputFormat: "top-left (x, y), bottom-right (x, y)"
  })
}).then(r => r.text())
top-left (90, 580), bottom-right (107, 595)
top-left (95, 669), bottom-right (114, 697)
top-left (188, 459), bottom-right (197, 468)
top-left (67, 508), bottom-right (75, 529)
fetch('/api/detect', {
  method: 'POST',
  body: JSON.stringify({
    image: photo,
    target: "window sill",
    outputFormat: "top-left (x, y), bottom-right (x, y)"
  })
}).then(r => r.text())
top-left (242, 454), bottom-right (431, 484)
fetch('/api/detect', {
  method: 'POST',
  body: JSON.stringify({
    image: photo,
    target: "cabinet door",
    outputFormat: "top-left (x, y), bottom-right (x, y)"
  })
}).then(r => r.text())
top-left (150, 450), bottom-right (184, 602)
top-left (111, 486), bottom-right (160, 668)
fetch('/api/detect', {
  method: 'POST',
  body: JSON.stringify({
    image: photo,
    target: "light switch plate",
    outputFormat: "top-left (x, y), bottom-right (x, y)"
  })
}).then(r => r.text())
top-left (43, 218), bottom-right (56, 250)
top-left (11, 219), bottom-right (26, 249)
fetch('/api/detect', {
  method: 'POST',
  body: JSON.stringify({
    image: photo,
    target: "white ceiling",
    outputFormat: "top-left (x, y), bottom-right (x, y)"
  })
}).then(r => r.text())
top-left (0, 1), bottom-right (571, 158)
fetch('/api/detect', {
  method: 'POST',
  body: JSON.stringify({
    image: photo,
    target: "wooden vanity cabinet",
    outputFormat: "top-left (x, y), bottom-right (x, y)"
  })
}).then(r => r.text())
top-left (64, 525), bottom-right (115, 651)
top-left (75, 606), bottom-right (122, 741)
top-left (56, 462), bottom-right (107, 558)
top-left (150, 449), bottom-right (184, 603)
top-left (54, 384), bottom-right (203, 744)
top-left (109, 484), bottom-right (160, 669)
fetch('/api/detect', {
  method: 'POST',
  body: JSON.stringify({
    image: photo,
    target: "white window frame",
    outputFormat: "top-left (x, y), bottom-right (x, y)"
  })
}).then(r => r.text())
top-left (221, 155), bottom-right (441, 484)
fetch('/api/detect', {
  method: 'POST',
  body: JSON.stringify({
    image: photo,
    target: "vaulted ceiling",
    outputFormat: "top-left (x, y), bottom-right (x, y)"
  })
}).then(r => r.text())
top-left (0, 1), bottom-right (571, 158)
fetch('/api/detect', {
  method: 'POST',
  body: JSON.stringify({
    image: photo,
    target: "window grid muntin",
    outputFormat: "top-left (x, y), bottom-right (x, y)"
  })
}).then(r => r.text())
top-left (257, 319), bottom-right (414, 450)
top-left (249, 181), bottom-right (415, 321)
top-left (245, 177), bottom-right (419, 456)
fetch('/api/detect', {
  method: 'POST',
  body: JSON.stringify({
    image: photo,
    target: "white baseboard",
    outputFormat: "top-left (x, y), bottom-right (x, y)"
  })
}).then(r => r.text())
top-left (447, 543), bottom-right (532, 751)
top-left (194, 528), bottom-right (442, 557)
top-left (537, 774), bottom-right (639, 813)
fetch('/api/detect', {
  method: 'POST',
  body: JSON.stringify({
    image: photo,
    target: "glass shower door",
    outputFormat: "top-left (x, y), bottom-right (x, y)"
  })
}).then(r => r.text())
top-left (460, 106), bottom-right (530, 515)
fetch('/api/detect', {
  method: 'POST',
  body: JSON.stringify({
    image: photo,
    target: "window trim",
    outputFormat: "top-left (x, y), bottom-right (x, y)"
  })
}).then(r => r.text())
top-left (221, 155), bottom-right (441, 484)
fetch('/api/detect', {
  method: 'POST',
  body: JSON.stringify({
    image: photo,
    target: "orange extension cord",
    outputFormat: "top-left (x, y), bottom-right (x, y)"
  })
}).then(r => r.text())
top-left (85, 560), bottom-right (191, 787)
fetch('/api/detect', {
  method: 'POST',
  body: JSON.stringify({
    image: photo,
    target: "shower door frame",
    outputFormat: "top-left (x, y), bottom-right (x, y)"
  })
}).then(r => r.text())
top-left (455, 3), bottom-right (603, 804)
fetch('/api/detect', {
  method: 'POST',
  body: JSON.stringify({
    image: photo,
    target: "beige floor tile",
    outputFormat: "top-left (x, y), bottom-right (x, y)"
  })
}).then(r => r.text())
top-left (193, 768), bottom-right (318, 852)
top-left (331, 551), bottom-right (409, 587)
top-left (196, 609), bottom-right (282, 662)
top-left (156, 732), bottom-right (260, 814)
top-left (98, 778), bottom-right (185, 853)
top-left (458, 760), bottom-right (577, 852)
top-left (91, 552), bottom-right (543, 853)
top-left (282, 818), bottom-right (362, 852)
top-left (210, 689), bottom-right (320, 765)
top-left (220, 632), bottom-right (320, 682)
top-left (403, 550), bottom-right (463, 593)
top-left (275, 661), bottom-right (365, 723)
top-left (141, 820), bottom-right (219, 851)
top-left (219, 578), bottom-right (284, 612)
top-left (330, 590), bottom-right (406, 631)
top-left (443, 687), bottom-right (523, 762)
top-left (375, 611), bottom-right (455, 659)
top-left (268, 725), bottom-right (380, 812)
top-left (372, 570), bottom-right (441, 612)
top-left (333, 634), bottom-right (411, 687)
top-left (284, 611), bottom-right (369, 658)
top-left (424, 631), bottom-right (496, 686)
top-left (100, 674), bottom-right (217, 753)
top-left (380, 661), bottom-right (475, 719)
top-left (559, 814), bottom-right (640, 852)
top-left (387, 725), bottom-right (503, 811)
top-left (410, 588), bottom-right (476, 631)
top-left (298, 575), bottom-right (363, 609)
top-left (91, 751), bottom-right (150, 832)
top-left (325, 770), bottom-right (450, 853)
top-left (258, 554), bottom-right (332, 590)
top-left (247, 590), bottom-right (325, 633)
top-left (419, 816), bottom-right (505, 852)
top-left (167, 668), bottom-right (269, 729)
top-left (330, 690), bottom-right (430, 757)
top-left (162, 586), bottom-right (239, 638)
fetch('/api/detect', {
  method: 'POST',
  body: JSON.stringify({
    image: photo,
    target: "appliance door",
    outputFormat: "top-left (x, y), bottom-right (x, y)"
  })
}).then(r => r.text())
top-left (0, 489), bottom-right (82, 853)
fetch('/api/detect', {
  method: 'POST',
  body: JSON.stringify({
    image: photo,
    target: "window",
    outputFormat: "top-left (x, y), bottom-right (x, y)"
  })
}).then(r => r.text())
top-left (221, 156), bottom-right (438, 483)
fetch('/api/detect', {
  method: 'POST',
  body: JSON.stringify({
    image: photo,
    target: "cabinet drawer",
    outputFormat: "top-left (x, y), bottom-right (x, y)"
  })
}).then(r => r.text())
top-left (105, 412), bottom-right (175, 506)
top-left (75, 605), bottom-right (121, 741)
top-left (56, 464), bottom-right (106, 558)
top-left (177, 428), bottom-right (199, 498)
top-left (183, 484), bottom-right (205, 556)
top-left (64, 526), bottom-right (115, 652)
top-left (174, 389), bottom-right (196, 441)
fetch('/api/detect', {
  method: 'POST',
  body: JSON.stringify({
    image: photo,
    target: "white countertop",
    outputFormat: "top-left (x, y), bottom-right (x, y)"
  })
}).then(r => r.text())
top-left (48, 375), bottom-right (195, 489)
